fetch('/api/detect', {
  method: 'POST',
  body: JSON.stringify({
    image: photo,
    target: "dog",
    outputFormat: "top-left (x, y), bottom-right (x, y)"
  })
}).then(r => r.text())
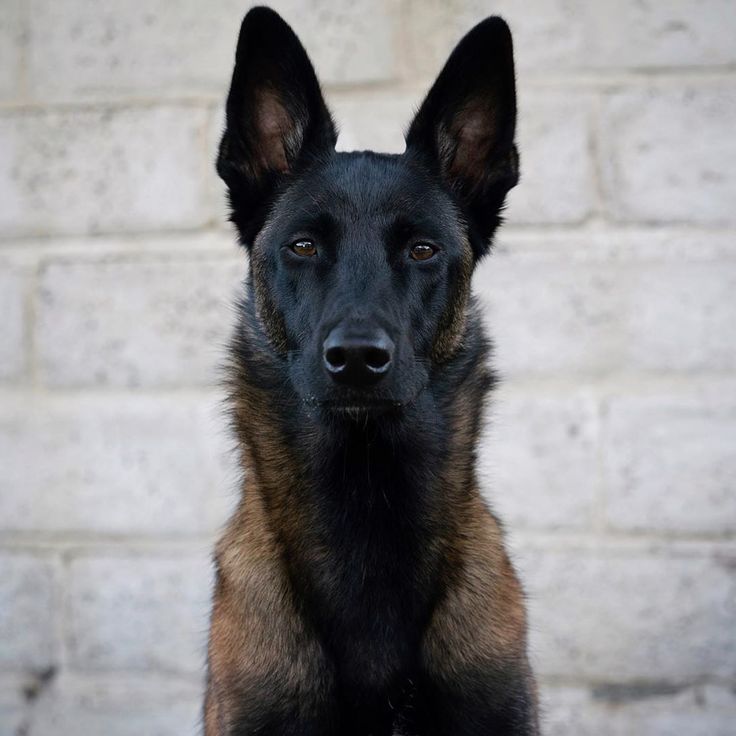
top-left (205, 7), bottom-right (539, 735)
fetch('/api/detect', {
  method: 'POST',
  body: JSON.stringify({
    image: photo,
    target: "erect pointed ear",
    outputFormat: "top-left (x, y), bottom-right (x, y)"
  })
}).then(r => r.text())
top-left (217, 7), bottom-right (337, 245)
top-left (405, 17), bottom-right (519, 258)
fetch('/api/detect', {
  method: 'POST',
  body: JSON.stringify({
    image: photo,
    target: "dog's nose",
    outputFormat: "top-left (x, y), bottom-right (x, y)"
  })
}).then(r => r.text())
top-left (323, 327), bottom-right (394, 387)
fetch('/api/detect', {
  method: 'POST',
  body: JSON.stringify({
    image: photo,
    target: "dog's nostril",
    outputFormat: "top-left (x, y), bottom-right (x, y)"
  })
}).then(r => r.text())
top-left (323, 327), bottom-right (395, 387)
top-left (324, 346), bottom-right (347, 372)
top-left (364, 346), bottom-right (391, 372)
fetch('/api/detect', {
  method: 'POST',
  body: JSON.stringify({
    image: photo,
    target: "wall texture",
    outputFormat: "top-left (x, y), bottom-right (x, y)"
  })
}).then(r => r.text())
top-left (1, 1), bottom-right (735, 734)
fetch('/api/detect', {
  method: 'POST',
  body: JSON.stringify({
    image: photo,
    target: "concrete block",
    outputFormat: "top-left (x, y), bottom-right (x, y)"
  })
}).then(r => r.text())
top-left (28, 0), bottom-right (398, 102)
top-left (0, 265), bottom-right (26, 382)
top-left (0, 0), bottom-right (23, 101)
top-left (474, 253), bottom-right (620, 378)
top-left (20, 673), bottom-right (203, 736)
top-left (601, 85), bottom-right (736, 225)
top-left (406, 1), bottom-right (736, 77)
top-left (404, 0), bottom-right (585, 77)
top-left (620, 259), bottom-right (736, 373)
top-left (603, 386), bottom-right (736, 534)
top-left (0, 555), bottom-right (56, 671)
top-left (68, 554), bottom-right (213, 674)
top-left (581, 0), bottom-right (736, 69)
top-left (0, 106), bottom-right (211, 237)
top-left (37, 256), bottom-right (244, 388)
top-left (480, 389), bottom-right (600, 530)
top-left (0, 394), bottom-right (235, 535)
top-left (522, 549), bottom-right (736, 681)
top-left (543, 683), bottom-right (736, 736)
top-left (332, 89), bottom-right (423, 154)
top-left (506, 91), bottom-right (594, 224)
top-left (0, 678), bottom-right (27, 736)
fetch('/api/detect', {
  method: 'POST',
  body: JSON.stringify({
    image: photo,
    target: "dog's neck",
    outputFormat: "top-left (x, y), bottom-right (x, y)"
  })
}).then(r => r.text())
top-left (227, 297), bottom-right (493, 683)
top-left (228, 297), bottom-right (492, 532)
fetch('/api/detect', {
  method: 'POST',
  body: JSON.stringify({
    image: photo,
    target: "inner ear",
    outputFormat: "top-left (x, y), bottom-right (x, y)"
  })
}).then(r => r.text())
top-left (443, 100), bottom-right (499, 189)
top-left (254, 89), bottom-right (300, 174)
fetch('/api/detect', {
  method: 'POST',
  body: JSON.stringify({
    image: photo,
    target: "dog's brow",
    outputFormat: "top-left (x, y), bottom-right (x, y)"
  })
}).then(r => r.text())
top-left (288, 209), bottom-right (340, 235)
top-left (385, 213), bottom-right (447, 244)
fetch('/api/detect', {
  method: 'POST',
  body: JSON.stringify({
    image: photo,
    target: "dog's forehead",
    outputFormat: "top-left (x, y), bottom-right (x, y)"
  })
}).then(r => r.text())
top-left (281, 151), bottom-right (455, 224)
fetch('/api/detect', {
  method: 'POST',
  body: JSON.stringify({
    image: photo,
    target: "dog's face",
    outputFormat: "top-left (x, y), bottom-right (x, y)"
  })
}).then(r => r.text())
top-left (250, 154), bottom-right (474, 411)
top-left (218, 8), bottom-right (518, 413)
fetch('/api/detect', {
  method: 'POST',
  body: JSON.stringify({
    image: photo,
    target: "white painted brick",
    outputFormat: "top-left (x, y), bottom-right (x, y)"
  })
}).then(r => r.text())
top-left (332, 89), bottom-right (423, 154)
top-left (0, 265), bottom-right (26, 382)
top-left (620, 260), bottom-right (736, 373)
top-left (37, 256), bottom-right (243, 388)
top-left (496, 227), bottom-right (736, 260)
top-left (477, 251), bottom-right (736, 379)
top-left (480, 390), bottom-right (600, 530)
top-left (601, 85), bottom-right (736, 225)
top-left (0, 555), bottom-right (56, 670)
top-left (69, 554), bottom-right (212, 674)
top-left (474, 253), bottom-right (621, 377)
top-left (28, 0), bottom-right (398, 103)
top-left (0, 0), bottom-right (23, 101)
top-left (29, 674), bottom-right (203, 736)
top-left (406, 1), bottom-right (736, 77)
top-left (0, 679), bottom-right (26, 736)
top-left (581, 0), bottom-right (736, 69)
top-left (522, 549), bottom-right (736, 681)
top-left (237, 0), bottom-right (400, 88)
top-left (506, 91), bottom-right (594, 224)
top-left (0, 106), bottom-right (211, 237)
top-left (34, 702), bottom-right (201, 736)
top-left (206, 105), bottom-right (230, 230)
top-left (405, 0), bottom-right (586, 77)
top-left (603, 386), bottom-right (736, 535)
top-left (481, 242), bottom-right (736, 376)
top-left (543, 683), bottom-right (736, 736)
top-left (0, 394), bottom-right (234, 535)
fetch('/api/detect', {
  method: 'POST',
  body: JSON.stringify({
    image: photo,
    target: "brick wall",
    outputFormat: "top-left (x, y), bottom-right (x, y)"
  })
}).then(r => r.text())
top-left (1, 1), bottom-right (735, 733)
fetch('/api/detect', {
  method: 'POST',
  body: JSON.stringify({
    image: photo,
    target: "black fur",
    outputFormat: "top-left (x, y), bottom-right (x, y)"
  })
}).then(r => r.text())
top-left (205, 7), bottom-right (538, 735)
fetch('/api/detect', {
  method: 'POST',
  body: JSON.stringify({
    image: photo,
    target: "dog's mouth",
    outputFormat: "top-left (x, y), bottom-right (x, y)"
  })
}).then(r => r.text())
top-left (304, 395), bottom-right (404, 415)
top-left (302, 378), bottom-right (430, 417)
top-left (325, 402), bottom-right (403, 418)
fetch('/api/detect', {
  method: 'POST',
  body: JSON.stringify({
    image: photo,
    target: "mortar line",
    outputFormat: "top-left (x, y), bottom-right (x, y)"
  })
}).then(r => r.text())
top-left (1, 529), bottom-right (734, 553)
top-left (1, 67), bottom-right (736, 113)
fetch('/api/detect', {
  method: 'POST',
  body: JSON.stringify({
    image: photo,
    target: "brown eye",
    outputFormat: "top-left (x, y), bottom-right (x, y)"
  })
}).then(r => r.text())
top-left (291, 239), bottom-right (317, 257)
top-left (409, 243), bottom-right (436, 261)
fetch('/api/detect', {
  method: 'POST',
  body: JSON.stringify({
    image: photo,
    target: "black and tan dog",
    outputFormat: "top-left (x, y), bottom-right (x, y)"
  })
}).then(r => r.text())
top-left (205, 7), bottom-right (539, 735)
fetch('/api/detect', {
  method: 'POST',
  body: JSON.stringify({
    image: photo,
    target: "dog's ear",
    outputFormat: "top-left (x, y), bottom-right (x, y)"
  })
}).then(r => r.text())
top-left (217, 7), bottom-right (337, 245)
top-left (405, 17), bottom-right (518, 258)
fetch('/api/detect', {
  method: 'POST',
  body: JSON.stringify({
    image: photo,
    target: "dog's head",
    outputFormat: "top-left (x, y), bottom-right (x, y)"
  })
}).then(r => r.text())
top-left (218, 7), bottom-right (518, 414)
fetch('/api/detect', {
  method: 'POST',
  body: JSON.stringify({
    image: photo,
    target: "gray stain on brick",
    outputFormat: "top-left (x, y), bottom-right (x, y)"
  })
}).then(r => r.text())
top-left (591, 681), bottom-right (687, 704)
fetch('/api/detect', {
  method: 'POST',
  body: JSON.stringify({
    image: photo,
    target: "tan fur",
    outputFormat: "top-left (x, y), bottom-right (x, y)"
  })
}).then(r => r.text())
top-left (251, 242), bottom-right (289, 355)
top-left (206, 491), bottom-right (334, 731)
top-left (419, 363), bottom-right (530, 687)
top-left (431, 242), bottom-right (474, 363)
top-left (205, 272), bottom-right (534, 732)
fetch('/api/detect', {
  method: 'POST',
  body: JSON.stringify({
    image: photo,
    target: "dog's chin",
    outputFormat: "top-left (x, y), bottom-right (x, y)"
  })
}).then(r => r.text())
top-left (296, 369), bottom-right (430, 420)
top-left (320, 399), bottom-right (403, 418)
top-left (304, 394), bottom-right (404, 417)
top-left (300, 383), bottom-right (428, 421)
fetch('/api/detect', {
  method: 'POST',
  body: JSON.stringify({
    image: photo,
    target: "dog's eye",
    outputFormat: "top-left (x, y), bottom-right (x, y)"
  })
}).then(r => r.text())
top-left (291, 239), bottom-right (317, 257)
top-left (409, 243), bottom-right (437, 261)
